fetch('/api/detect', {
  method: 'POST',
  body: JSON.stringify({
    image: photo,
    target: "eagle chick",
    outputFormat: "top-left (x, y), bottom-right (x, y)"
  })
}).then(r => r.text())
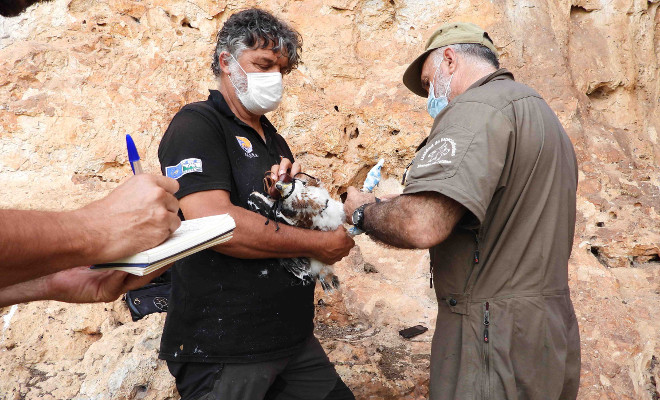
top-left (248, 176), bottom-right (345, 292)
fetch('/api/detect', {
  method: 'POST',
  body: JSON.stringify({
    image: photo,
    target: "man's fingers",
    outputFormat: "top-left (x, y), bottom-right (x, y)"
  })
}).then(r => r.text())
top-left (278, 158), bottom-right (293, 176)
top-left (169, 215), bottom-right (182, 233)
top-left (270, 164), bottom-right (279, 180)
top-left (105, 270), bottom-right (130, 287)
top-left (144, 175), bottom-right (180, 229)
top-left (270, 158), bottom-right (294, 180)
top-left (149, 175), bottom-right (180, 194)
top-left (164, 191), bottom-right (180, 214)
top-left (290, 161), bottom-right (301, 177)
top-left (95, 270), bottom-right (131, 302)
top-left (124, 267), bottom-right (167, 292)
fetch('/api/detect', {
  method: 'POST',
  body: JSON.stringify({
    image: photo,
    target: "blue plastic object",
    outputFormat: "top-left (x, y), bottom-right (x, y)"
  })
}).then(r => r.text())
top-left (126, 134), bottom-right (141, 174)
top-left (349, 159), bottom-right (385, 236)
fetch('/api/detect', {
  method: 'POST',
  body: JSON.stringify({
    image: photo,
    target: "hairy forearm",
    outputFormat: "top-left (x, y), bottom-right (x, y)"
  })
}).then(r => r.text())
top-left (0, 209), bottom-right (96, 288)
top-left (362, 198), bottom-right (423, 248)
top-left (362, 193), bottom-right (465, 249)
top-left (0, 275), bottom-right (51, 307)
top-left (0, 175), bottom-right (180, 290)
top-left (214, 206), bottom-right (323, 258)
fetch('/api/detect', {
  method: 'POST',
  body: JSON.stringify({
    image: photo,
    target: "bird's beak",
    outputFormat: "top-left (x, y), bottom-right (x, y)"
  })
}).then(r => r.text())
top-left (275, 181), bottom-right (290, 194)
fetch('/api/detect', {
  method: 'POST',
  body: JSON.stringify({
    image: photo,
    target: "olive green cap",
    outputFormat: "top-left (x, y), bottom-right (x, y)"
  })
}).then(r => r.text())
top-left (403, 22), bottom-right (498, 97)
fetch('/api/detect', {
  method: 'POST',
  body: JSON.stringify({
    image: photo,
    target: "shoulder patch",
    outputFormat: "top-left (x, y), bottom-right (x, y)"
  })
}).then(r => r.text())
top-left (166, 158), bottom-right (203, 179)
top-left (417, 137), bottom-right (457, 168)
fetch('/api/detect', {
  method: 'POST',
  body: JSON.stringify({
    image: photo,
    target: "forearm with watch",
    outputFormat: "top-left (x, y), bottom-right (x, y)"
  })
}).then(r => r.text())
top-left (351, 192), bottom-right (465, 250)
top-left (351, 197), bottom-right (420, 249)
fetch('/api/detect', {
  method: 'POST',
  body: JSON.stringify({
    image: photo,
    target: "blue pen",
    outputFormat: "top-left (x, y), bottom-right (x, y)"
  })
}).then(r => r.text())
top-left (126, 134), bottom-right (144, 175)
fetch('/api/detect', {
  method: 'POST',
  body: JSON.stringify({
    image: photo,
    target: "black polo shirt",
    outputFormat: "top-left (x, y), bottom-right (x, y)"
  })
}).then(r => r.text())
top-left (157, 90), bottom-right (315, 363)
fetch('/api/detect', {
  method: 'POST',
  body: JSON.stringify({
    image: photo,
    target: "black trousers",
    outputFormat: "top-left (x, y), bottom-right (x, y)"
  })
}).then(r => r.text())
top-left (167, 335), bottom-right (355, 400)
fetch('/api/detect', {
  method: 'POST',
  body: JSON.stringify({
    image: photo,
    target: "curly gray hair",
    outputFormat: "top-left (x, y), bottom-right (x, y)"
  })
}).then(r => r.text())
top-left (211, 8), bottom-right (303, 76)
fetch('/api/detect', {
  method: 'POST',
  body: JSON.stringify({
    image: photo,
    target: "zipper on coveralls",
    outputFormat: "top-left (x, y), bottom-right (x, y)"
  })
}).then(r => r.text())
top-left (483, 302), bottom-right (490, 342)
top-left (473, 230), bottom-right (480, 264)
top-left (483, 301), bottom-right (491, 399)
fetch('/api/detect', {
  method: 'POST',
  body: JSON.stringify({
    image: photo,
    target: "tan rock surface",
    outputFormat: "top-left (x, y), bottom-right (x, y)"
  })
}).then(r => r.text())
top-left (1, 0), bottom-right (659, 398)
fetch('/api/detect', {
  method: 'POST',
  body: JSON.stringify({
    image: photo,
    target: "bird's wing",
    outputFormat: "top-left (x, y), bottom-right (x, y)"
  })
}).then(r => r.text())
top-left (279, 257), bottom-right (314, 283)
top-left (247, 192), bottom-right (274, 218)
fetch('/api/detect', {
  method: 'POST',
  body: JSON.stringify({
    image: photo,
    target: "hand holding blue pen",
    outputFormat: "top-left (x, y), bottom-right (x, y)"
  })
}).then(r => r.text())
top-left (126, 134), bottom-right (144, 175)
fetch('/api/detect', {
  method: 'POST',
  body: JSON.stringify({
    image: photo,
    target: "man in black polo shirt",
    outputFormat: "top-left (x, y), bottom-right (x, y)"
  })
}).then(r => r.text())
top-left (157, 9), bottom-right (356, 400)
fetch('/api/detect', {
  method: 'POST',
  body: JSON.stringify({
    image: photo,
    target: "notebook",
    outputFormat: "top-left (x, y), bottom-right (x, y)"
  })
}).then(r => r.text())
top-left (91, 214), bottom-right (235, 276)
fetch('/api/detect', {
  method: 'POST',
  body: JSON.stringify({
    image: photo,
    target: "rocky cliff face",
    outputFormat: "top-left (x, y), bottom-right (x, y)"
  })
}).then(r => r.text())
top-left (1, 0), bottom-right (659, 399)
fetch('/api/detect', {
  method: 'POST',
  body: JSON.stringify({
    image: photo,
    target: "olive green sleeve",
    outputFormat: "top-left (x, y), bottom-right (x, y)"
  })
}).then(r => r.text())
top-left (403, 103), bottom-right (513, 224)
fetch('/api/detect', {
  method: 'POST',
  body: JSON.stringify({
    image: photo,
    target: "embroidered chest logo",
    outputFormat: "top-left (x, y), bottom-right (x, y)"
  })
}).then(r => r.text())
top-left (165, 158), bottom-right (203, 179)
top-left (418, 137), bottom-right (457, 168)
top-left (236, 136), bottom-right (259, 159)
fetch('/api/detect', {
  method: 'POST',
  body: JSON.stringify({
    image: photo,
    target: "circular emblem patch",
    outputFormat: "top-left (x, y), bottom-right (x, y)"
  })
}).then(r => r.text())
top-left (153, 297), bottom-right (168, 311)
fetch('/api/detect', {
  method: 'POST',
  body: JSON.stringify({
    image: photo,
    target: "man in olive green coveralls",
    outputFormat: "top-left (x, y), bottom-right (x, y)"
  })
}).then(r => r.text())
top-left (344, 23), bottom-right (581, 399)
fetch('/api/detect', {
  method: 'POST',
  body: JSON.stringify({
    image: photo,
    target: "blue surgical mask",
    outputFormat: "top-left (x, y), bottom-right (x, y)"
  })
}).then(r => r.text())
top-left (427, 62), bottom-right (454, 119)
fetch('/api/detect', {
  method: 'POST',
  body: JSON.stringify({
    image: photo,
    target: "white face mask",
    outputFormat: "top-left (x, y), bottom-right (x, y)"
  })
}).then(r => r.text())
top-left (228, 54), bottom-right (283, 115)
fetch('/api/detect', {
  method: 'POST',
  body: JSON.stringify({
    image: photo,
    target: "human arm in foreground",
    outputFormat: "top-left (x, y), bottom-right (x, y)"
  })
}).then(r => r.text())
top-left (343, 186), bottom-right (466, 249)
top-left (0, 174), bottom-right (181, 288)
top-left (0, 266), bottom-right (167, 307)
